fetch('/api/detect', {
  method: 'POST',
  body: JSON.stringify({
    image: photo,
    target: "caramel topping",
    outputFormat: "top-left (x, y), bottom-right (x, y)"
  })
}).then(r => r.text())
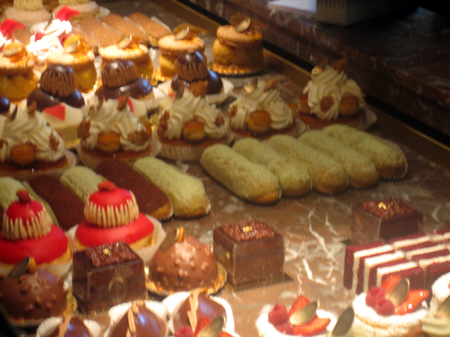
top-left (40, 65), bottom-right (76, 98)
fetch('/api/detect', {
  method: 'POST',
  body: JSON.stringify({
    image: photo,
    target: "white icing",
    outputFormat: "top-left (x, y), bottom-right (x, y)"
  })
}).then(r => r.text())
top-left (363, 251), bottom-right (404, 292)
top-left (392, 235), bottom-right (431, 250)
top-left (422, 314), bottom-right (450, 337)
top-left (353, 293), bottom-right (427, 337)
top-left (405, 244), bottom-right (447, 259)
top-left (376, 261), bottom-right (419, 286)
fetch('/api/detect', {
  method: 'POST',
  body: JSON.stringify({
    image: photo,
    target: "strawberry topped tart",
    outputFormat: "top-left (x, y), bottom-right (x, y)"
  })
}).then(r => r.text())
top-left (0, 190), bottom-right (72, 277)
top-left (256, 295), bottom-right (336, 336)
top-left (73, 180), bottom-right (156, 262)
top-left (353, 275), bottom-right (429, 337)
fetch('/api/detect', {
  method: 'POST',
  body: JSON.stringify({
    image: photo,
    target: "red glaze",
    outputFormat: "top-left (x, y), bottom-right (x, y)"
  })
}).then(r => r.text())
top-left (0, 225), bottom-right (69, 264)
top-left (88, 184), bottom-right (134, 210)
top-left (6, 191), bottom-right (45, 228)
top-left (76, 213), bottom-right (154, 247)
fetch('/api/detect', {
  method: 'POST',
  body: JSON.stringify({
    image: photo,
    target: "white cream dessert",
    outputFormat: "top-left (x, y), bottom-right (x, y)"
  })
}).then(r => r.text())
top-left (228, 78), bottom-right (295, 137)
top-left (421, 313), bottom-right (450, 337)
top-left (4, 0), bottom-right (52, 28)
top-left (430, 272), bottom-right (450, 315)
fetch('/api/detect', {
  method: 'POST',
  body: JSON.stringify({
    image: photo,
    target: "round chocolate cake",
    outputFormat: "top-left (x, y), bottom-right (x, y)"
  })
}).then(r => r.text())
top-left (149, 235), bottom-right (218, 293)
top-left (47, 316), bottom-right (93, 337)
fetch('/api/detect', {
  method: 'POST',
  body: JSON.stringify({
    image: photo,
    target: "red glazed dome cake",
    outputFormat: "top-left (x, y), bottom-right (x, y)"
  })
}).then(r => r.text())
top-left (0, 190), bottom-right (72, 277)
top-left (73, 181), bottom-right (155, 256)
top-left (148, 228), bottom-right (220, 293)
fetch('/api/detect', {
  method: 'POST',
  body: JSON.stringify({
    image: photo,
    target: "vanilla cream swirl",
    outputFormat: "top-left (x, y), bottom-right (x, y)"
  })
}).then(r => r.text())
top-left (230, 80), bottom-right (293, 130)
top-left (81, 98), bottom-right (150, 152)
top-left (0, 107), bottom-right (65, 163)
top-left (422, 314), bottom-right (450, 337)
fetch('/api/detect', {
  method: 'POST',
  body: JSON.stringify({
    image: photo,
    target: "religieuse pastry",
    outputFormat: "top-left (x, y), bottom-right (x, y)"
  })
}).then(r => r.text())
top-left (95, 59), bottom-right (155, 125)
top-left (77, 94), bottom-right (153, 170)
top-left (228, 78), bottom-right (299, 139)
top-left (46, 34), bottom-right (98, 93)
top-left (157, 23), bottom-right (206, 81)
top-left (3, 0), bottom-right (52, 28)
top-left (27, 64), bottom-right (88, 149)
top-left (298, 58), bottom-right (367, 129)
top-left (212, 14), bottom-right (264, 75)
top-left (157, 77), bottom-right (230, 161)
top-left (0, 190), bottom-right (72, 277)
top-left (127, 12), bottom-right (171, 47)
top-left (99, 34), bottom-right (153, 83)
top-left (0, 38), bottom-right (38, 103)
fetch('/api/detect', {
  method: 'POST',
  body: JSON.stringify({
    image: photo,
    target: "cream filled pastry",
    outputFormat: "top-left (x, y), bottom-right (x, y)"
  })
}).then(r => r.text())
top-left (4, 0), bottom-right (52, 28)
top-left (228, 78), bottom-right (296, 139)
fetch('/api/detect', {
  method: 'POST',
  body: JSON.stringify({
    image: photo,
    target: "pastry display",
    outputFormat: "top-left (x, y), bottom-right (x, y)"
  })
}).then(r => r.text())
top-left (72, 180), bottom-right (155, 254)
top-left (101, 13), bottom-right (148, 45)
top-left (299, 130), bottom-right (379, 189)
top-left (74, 16), bottom-right (122, 48)
top-left (323, 124), bottom-right (407, 179)
top-left (25, 174), bottom-right (85, 231)
top-left (256, 294), bottom-right (335, 336)
top-left (133, 157), bottom-right (211, 219)
top-left (351, 198), bottom-right (423, 244)
top-left (352, 276), bottom-right (429, 337)
top-left (127, 12), bottom-right (171, 47)
top-left (3, 0), bottom-right (51, 28)
top-left (0, 38), bottom-right (38, 103)
top-left (36, 315), bottom-right (101, 337)
top-left (148, 229), bottom-right (220, 294)
top-left (60, 165), bottom-right (103, 202)
top-left (212, 14), bottom-right (264, 75)
top-left (72, 242), bottom-right (148, 314)
top-left (46, 34), bottom-right (97, 93)
top-left (53, 0), bottom-right (100, 19)
top-left (232, 138), bottom-right (312, 197)
top-left (95, 59), bottom-right (155, 125)
top-left (200, 144), bottom-right (281, 204)
top-left (157, 77), bottom-right (230, 161)
top-left (104, 300), bottom-right (168, 337)
top-left (0, 258), bottom-right (68, 322)
top-left (213, 220), bottom-right (285, 287)
top-left (99, 34), bottom-right (153, 83)
top-left (0, 190), bottom-right (72, 276)
top-left (157, 24), bottom-right (206, 80)
top-left (298, 58), bottom-right (366, 129)
top-left (0, 101), bottom-right (69, 172)
top-left (228, 78), bottom-right (298, 139)
top-left (27, 64), bottom-right (87, 149)
top-left (266, 135), bottom-right (348, 195)
top-left (95, 160), bottom-right (173, 221)
top-left (77, 94), bottom-right (152, 170)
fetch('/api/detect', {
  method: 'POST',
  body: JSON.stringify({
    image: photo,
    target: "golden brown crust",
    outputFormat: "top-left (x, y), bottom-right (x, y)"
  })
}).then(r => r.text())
top-left (158, 36), bottom-right (205, 57)
top-left (101, 13), bottom-right (148, 45)
top-left (216, 25), bottom-right (263, 49)
top-left (127, 12), bottom-right (171, 47)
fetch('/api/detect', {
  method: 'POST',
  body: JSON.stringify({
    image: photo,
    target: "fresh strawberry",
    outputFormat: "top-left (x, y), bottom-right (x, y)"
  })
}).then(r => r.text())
top-left (288, 295), bottom-right (310, 318)
top-left (394, 289), bottom-right (429, 315)
top-left (292, 316), bottom-right (331, 336)
top-left (194, 317), bottom-right (211, 336)
top-left (365, 286), bottom-right (386, 308)
top-left (381, 275), bottom-right (402, 293)
top-left (275, 322), bottom-right (294, 335)
top-left (375, 298), bottom-right (395, 316)
top-left (175, 326), bottom-right (195, 337)
top-left (268, 303), bottom-right (289, 325)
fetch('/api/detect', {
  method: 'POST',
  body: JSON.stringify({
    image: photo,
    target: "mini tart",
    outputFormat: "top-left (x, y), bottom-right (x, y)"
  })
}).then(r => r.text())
top-left (0, 190), bottom-right (72, 277)
top-left (212, 25), bottom-right (264, 75)
top-left (46, 35), bottom-right (97, 93)
top-left (157, 35), bottom-right (205, 80)
top-left (74, 181), bottom-right (155, 251)
top-left (99, 35), bottom-right (153, 84)
top-left (0, 42), bottom-right (38, 103)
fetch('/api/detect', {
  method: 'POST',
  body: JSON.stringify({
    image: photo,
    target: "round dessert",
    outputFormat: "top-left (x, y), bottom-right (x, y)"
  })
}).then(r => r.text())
top-left (99, 35), bottom-right (153, 84)
top-left (148, 231), bottom-right (219, 293)
top-left (53, 0), bottom-right (100, 20)
top-left (4, 0), bottom-right (52, 28)
top-left (47, 35), bottom-right (97, 93)
top-left (298, 58), bottom-right (366, 129)
top-left (157, 77), bottom-right (230, 160)
top-left (105, 301), bottom-right (168, 337)
top-left (212, 15), bottom-right (264, 75)
top-left (95, 59), bottom-right (154, 125)
top-left (0, 40), bottom-right (38, 103)
top-left (228, 78), bottom-right (298, 140)
top-left (157, 26), bottom-right (206, 81)
top-left (27, 64), bottom-right (87, 149)
top-left (0, 190), bottom-right (72, 276)
top-left (74, 181), bottom-right (155, 252)
top-left (353, 276), bottom-right (429, 337)
top-left (36, 315), bottom-right (101, 337)
top-left (0, 101), bottom-right (68, 171)
top-left (0, 258), bottom-right (68, 322)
